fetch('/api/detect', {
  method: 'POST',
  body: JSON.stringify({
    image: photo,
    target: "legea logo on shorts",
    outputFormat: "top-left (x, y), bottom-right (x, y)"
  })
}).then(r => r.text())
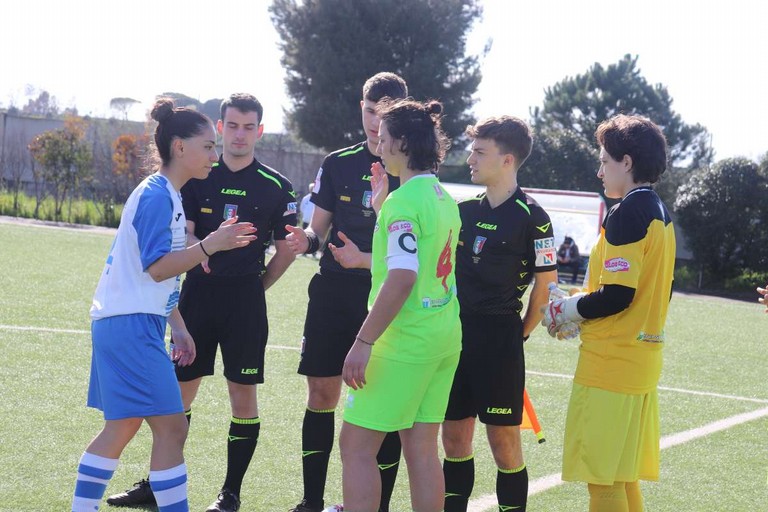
top-left (486, 407), bottom-right (512, 414)
top-left (604, 257), bottom-right (630, 272)
top-left (241, 368), bottom-right (259, 375)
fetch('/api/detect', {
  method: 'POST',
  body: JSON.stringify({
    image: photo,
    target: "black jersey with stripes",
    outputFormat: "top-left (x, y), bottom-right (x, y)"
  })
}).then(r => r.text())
top-left (182, 157), bottom-right (297, 277)
top-left (455, 187), bottom-right (557, 316)
top-left (310, 141), bottom-right (399, 276)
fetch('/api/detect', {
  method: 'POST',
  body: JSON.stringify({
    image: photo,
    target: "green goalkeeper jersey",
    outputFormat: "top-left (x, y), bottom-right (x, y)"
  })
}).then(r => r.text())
top-left (369, 174), bottom-right (462, 363)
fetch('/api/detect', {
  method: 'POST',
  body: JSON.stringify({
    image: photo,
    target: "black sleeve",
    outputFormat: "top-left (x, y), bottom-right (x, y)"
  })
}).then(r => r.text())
top-left (576, 284), bottom-right (635, 319)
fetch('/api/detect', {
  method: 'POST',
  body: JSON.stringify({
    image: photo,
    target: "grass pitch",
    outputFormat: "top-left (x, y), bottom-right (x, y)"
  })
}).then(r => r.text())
top-left (0, 220), bottom-right (766, 511)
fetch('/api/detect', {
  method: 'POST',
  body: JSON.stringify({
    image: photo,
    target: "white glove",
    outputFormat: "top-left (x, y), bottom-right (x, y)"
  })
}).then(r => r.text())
top-left (541, 294), bottom-right (585, 338)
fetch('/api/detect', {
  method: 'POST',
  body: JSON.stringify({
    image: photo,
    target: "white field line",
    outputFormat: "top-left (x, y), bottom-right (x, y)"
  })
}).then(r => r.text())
top-left (0, 324), bottom-right (300, 348)
top-left (3, 324), bottom-right (766, 403)
top-left (528, 369), bottom-right (768, 404)
top-left (0, 324), bottom-right (89, 335)
top-left (467, 405), bottom-right (768, 512)
top-left (5, 323), bottom-right (768, 508)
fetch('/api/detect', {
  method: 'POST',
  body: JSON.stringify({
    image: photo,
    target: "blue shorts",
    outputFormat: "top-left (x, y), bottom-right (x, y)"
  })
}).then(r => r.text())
top-left (87, 314), bottom-right (183, 420)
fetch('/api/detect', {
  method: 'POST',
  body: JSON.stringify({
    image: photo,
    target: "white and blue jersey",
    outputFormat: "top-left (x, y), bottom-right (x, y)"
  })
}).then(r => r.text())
top-left (90, 173), bottom-right (186, 320)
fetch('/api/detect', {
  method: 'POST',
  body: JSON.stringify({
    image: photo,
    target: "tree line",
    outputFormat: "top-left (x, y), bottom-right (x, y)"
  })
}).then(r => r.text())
top-left (2, 0), bottom-right (766, 290)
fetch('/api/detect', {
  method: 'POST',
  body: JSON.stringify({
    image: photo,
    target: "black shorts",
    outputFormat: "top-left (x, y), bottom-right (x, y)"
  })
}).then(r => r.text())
top-left (297, 270), bottom-right (371, 377)
top-left (174, 273), bottom-right (268, 385)
top-left (444, 313), bottom-right (525, 426)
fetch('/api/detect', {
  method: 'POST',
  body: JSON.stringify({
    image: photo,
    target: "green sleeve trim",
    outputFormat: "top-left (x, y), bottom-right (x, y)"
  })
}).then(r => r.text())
top-left (257, 168), bottom-right (283, 189)
top-left (515, 198), bottom-right (531, 215)
top-left (338, 146), bottom-right (366, 158)
top-left (498, 463), bottom-right (526, 474)
top-left (231, 416), bottom-right (261, 425)
top-left (445, 454), bottom-right (475, 463)
top-left (307, 407), bottom-right (336, 414)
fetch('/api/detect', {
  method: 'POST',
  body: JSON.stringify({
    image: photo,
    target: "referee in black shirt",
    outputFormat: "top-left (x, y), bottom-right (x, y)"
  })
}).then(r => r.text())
top-left (285, 73), bottom-right (407, 512)
top-left (441, 116), bottom-right (558, 512)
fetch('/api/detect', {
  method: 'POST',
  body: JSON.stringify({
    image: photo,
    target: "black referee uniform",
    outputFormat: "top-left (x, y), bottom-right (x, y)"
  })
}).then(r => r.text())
top-left (298, 141), bottom-right (399, 376)
top-left (175, 157), bottom-right (297, 385)
top-left (446, 187), bottom-right (556, 426)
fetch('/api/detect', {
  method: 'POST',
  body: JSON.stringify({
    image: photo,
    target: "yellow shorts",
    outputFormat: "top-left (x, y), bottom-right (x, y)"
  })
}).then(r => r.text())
top-left (562, 383), bottom-right (660, 485)
top-left (343, 352), bottom-right (460, 432)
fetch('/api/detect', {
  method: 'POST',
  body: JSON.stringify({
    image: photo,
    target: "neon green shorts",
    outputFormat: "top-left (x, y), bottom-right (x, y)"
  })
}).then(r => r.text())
top-left (562, 383), bottom-right (660, 485)
top-left (343, 351), bottom-right (460, 432)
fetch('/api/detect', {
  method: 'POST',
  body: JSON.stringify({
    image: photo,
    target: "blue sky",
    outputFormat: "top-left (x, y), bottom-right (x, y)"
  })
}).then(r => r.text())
top-left (3, 0), bottom-right (766, 160)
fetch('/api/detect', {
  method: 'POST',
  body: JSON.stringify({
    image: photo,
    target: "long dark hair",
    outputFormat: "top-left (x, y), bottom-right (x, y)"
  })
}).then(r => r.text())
top-left (377, 98), bottom-right (450, 172)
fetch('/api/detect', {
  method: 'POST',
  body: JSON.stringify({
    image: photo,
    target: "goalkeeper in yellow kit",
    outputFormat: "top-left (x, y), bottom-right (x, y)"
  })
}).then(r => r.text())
top-left (542, 114), bottom-right (676, 511)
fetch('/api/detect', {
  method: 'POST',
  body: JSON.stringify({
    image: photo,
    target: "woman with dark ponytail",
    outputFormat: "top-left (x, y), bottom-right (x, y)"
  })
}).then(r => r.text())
top-left (71, 98), bottom-right (256, 512)
top-left (339, 99), bottom-right (462, 512)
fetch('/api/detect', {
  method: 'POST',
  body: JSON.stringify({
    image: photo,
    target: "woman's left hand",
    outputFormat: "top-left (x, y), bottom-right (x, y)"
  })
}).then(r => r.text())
top-left (170, 328), bottom-right (197, 367)
top-left (342, 339), bottom-right (372, 389)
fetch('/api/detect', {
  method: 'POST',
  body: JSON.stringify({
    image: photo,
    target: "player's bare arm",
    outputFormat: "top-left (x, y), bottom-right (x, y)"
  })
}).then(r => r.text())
top-left (522, 270), bottom-right (557, 338)
top-left (148, 217), bottom-right (256, 281)
top-left (262, 239), bottom-right (296, 290)
top-left (167, 307), bottom-right (196, 366)
top-left (342, 269), bottom-right (416, 389)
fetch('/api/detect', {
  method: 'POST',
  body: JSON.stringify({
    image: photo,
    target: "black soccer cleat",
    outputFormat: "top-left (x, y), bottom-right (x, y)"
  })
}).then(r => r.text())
top-left (206, 488), bottom-right (241, 512)
top-left (106, 478), bottom-right (156, 507)
top-left (289, 499), bottom-right (324, 512)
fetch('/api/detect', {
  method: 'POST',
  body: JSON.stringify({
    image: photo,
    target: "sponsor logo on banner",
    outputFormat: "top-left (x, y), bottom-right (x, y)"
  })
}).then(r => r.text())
top-left (362, 191), bottom-right (372, 208)
top-left (473, 236), bottom-right (486, 255)
top-left (388, 221), bottom-right (413, 233)
top-left (604, 257), bottom-right (630, 272)
top-left (224, 204), bottom-right (238, 220)
top-left (534, 236), bottom-right (556, 267)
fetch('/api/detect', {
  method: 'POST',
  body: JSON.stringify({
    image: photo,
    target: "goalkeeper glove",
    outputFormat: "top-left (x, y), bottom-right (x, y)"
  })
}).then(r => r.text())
top-left (541, 294), bottom-right (585, 339)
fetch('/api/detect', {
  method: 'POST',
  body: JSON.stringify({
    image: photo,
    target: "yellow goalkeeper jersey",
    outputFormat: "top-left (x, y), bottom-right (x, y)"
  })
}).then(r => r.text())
top-left (576, 187), bottom-right (676, 394)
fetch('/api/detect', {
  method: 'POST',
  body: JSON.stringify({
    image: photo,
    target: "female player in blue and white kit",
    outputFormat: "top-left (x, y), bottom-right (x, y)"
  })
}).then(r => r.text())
top-left (71, 98), bottom-right (256, 512)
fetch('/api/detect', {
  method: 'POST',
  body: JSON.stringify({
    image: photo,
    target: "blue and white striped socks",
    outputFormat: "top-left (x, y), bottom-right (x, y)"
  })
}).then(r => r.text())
top-left (72, 452), bottom-right (118, 511)
top-left (149, 463), bottom-right (189, 511)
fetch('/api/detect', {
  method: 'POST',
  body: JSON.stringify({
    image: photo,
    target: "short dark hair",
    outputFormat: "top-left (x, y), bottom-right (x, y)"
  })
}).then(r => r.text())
top-left (377, 99), bottom-right (450, 172)
top-left (363, 72), bottom-right (408, 103)
top-left (150, 98), bottom-right (212, 166)
top-left (220, 93), bottom-right (264, 124)
top-left (595, 114), bottom-right (668, 184)
top-left (465, 116), bottom-right (532, 169)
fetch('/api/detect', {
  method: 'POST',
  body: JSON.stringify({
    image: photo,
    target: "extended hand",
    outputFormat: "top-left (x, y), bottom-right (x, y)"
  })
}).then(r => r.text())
top-left (758, 285), bottom-right (768, 313)
top-left (329, 231), bottom-right (364, 268)
top-left (206, 216), bottom-right (257, 253)
top-left (285, 224), bottom-right (310, 255)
